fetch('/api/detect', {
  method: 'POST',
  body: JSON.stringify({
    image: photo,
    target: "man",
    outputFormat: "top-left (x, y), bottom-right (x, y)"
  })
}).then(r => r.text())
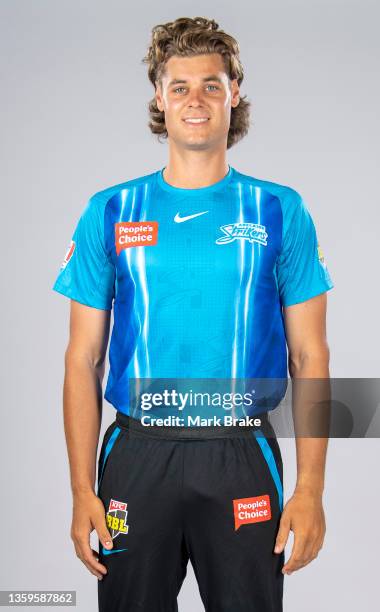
top-left (53, 16), bottom-right (334, 612)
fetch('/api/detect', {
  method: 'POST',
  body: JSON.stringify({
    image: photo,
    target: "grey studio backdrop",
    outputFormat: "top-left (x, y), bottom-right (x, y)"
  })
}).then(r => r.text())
top-left (1, 1), bottom-right (379, 610)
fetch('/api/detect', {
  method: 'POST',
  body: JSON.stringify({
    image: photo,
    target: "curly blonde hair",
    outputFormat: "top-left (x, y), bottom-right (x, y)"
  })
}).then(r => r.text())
top-left (142, 16), bottom-right (251, 149)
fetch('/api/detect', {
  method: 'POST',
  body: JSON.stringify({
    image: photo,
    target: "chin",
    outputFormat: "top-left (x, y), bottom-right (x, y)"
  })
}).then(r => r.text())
top-left (184, 142), bottom-right (212, 151)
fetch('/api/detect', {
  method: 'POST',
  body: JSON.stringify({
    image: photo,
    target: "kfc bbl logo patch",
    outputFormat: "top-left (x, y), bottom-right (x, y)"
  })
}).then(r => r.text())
top-left (106, 499), bottom-right (129, 540)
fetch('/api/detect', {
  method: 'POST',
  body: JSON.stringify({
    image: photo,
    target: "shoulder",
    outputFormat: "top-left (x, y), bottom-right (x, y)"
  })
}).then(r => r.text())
top-left (85, 170), bottom-right (158, 213)
top-left (232, 168), bottom-right (304, 213)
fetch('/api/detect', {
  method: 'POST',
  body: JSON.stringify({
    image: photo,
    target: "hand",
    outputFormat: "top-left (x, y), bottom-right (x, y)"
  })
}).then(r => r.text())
top-left (71, 490), bottom-right (114, 580)
top-left (274, 487), bottom-right (326, 575)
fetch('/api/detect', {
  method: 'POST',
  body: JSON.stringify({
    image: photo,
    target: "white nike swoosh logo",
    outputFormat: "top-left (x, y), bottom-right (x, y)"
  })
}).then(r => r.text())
top-left (174, 211), bottom-right (209, 223)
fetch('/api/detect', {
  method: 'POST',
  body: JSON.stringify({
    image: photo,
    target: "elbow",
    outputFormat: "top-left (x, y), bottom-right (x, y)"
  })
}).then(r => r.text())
top-left (288, 342), bottom-right (331, 377)
top-left (64, 343), bottom-right (106, 377)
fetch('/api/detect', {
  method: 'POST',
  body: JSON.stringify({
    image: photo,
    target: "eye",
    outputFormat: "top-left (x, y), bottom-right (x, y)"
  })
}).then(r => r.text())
top-left (206, 84), bottom-right (219, 91)
top-left (173, 87), bottom-right (186, 93)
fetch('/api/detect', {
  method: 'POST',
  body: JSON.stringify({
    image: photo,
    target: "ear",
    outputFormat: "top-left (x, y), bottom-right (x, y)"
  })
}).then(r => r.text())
top-left (230, 78), bottom-right (240, 108)
top-left (155, 81), bottom-right (164, 112)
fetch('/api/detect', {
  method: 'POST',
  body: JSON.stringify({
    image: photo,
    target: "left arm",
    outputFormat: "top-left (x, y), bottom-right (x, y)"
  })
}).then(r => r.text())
top-left (274, 291), bottom-right (331, 575)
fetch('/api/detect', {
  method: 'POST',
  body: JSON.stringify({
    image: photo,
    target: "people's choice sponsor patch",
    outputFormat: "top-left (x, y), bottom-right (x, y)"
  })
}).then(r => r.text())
top-left (115, 221), bottom-right (158, 254)
top-left (61, 240), bottom-right (75, 269)
top-left (233, 494), bottom-right (272, 530)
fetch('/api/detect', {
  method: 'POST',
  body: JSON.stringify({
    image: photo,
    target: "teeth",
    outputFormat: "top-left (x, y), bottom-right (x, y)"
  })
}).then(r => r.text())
top-left (184, 118), bottom-right (209, 123)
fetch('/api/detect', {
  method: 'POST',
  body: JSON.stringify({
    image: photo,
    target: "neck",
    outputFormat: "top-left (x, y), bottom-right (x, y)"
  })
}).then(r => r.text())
top-left (163, 147), bottom-right (229, 189)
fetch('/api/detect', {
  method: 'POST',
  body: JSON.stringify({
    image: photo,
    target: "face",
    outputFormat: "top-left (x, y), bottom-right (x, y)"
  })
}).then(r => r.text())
top-left (155, 53), bottom-right (240, 151)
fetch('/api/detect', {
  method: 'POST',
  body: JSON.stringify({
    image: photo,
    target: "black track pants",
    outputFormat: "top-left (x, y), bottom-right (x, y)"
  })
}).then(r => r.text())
top-left (97, 412), bottom-right (284, 612)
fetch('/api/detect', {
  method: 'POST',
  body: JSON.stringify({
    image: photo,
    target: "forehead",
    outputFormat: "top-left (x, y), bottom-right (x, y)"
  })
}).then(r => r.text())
top-left (162, 53), bottom-right (227, 81)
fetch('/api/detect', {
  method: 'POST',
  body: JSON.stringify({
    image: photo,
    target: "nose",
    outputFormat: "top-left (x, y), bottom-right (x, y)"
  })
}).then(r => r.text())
top-left (187, 87), bottom-right (204, 107)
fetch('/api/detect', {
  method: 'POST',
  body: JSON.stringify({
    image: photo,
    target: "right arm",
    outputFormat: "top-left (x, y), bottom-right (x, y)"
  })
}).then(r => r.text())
top-left (64, 299), bottom-right (115, 580)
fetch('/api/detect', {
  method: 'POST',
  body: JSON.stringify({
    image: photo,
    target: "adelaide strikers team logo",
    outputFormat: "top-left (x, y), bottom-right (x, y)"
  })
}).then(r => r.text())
top-left (106, 499), bottom-right (129, 540)
top-left (216, 222), bottom-right (268, 246)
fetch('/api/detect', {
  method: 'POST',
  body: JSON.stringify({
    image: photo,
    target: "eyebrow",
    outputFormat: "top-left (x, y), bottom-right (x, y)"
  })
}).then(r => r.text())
top-left (168, 75), bottom-right (223, 87)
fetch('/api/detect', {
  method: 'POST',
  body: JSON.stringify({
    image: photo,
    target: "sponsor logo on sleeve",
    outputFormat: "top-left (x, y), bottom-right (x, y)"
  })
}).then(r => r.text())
top-left (216, 222), bottom-right (268, 246)
top-left (233, 494), bottom-right (272, 530)
top-left (61, 240), bottom-right (75, 269)
top-left (317, 242), bottom-right (327, 268)
top-left (115, 221), bottom-right (158, 254)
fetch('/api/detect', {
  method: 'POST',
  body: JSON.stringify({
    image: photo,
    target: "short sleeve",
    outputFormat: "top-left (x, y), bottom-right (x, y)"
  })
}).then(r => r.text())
top-left (52, 194), bottom-right (115, 310)
top-left (276, 189), bottom-right (334, 307)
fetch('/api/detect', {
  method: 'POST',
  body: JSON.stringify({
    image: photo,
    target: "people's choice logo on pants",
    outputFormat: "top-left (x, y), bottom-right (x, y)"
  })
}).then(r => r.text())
top-left (233, 495), bottom-right (272, 530)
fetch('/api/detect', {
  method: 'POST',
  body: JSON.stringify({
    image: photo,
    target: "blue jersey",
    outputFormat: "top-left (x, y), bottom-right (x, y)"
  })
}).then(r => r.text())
top-left (53, 166), bottom-right (334, 415)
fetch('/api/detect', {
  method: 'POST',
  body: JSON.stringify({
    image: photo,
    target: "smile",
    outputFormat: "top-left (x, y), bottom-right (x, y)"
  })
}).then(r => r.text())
top-left (183, 118), bottom-right (209, 124)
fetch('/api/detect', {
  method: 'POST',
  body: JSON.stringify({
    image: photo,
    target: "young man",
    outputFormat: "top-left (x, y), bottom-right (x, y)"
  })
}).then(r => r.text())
top-left (53, 16), bottom-right (334, 612)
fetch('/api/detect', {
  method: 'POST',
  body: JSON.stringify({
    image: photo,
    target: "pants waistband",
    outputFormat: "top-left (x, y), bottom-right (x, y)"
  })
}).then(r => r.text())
top-left (115, 411), bottom-right (271, 439)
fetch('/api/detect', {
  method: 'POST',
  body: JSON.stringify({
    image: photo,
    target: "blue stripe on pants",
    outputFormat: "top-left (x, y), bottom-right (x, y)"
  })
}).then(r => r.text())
top-left (97, 426), bottom-right (121, 494)
top-left (252, 429), bottom-right (283, 511)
